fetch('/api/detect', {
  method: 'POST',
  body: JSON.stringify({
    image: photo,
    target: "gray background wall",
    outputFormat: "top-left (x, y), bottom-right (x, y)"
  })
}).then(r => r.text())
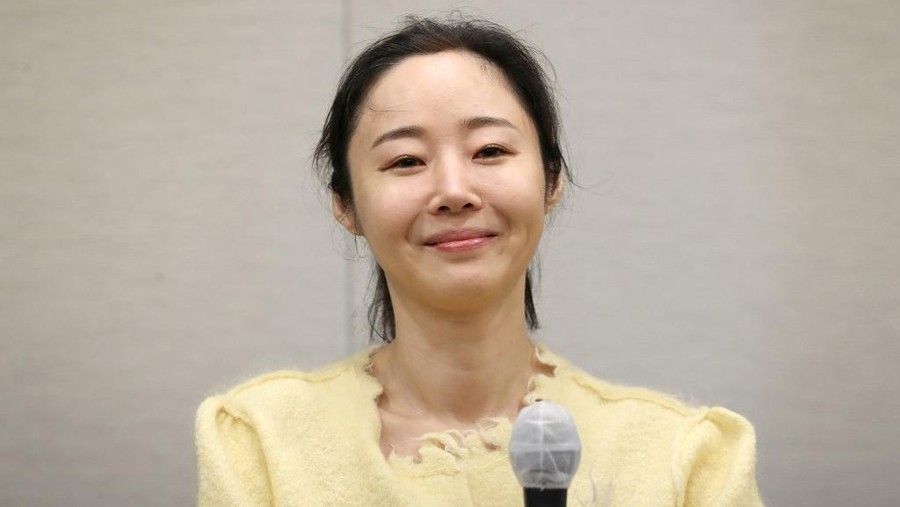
top-left (2, 1), bottom-right (897, 505)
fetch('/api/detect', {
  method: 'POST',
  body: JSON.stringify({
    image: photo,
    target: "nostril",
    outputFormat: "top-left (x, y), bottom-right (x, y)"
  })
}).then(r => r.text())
top-left (434, 201), bottom-right (476, 213)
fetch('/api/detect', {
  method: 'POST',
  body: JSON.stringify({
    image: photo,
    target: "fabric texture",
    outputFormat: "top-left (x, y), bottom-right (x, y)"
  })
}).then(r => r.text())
top-left (195, 344), bottom-right (764, 506)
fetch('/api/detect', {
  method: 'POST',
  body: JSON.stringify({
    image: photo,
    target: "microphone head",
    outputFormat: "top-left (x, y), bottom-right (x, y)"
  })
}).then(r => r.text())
top-left (508, 401), bottom-right (582, 490)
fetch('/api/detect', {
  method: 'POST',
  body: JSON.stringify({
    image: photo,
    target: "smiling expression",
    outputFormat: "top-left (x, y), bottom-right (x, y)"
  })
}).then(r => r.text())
top-left (340, 50), bottom-right (559, 315)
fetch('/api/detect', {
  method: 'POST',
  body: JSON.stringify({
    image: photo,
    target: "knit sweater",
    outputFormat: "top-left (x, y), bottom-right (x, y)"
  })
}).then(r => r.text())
top-left (195, 344), bottom-right (764, 506)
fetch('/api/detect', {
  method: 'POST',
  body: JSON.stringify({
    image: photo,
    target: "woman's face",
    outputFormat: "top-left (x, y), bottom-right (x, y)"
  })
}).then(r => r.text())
top-left (341, 50), bottom-right (557, 314)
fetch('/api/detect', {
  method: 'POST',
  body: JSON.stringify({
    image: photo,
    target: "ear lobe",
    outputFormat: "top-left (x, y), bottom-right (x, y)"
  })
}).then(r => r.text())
top-left (332, 194), bottom-right (361, 235)
top-left (545, 180), bottom-right (564, 213)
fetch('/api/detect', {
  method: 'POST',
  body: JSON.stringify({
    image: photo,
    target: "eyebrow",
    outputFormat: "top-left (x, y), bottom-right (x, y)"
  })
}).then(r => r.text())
top-left (463, 115), bottom-right (517, 132)
top-left (370, 116), bottom-right (518, 149)
top-left (371, 125), bottom-right (425, 149)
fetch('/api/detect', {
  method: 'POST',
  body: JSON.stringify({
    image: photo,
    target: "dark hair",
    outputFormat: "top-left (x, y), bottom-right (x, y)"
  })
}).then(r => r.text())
top-left (313, 15), bottom-right (570, 343)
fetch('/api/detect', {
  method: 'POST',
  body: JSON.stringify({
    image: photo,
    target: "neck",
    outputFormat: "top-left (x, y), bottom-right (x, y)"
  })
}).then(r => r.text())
top-left (373, 284), bottom-right (539, 426)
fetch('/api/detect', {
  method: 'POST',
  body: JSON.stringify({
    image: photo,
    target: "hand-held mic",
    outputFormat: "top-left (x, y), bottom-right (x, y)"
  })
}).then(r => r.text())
top-left (508, 401), bottom-right (582, 507)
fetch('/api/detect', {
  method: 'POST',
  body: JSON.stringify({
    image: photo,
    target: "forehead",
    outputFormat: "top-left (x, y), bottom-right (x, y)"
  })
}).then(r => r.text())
top-left (354, 50), bottom-right (532, 136)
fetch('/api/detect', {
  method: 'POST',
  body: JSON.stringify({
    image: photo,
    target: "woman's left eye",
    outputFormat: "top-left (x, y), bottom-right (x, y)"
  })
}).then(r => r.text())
top-left (475, 145), bottom-right (509, 159)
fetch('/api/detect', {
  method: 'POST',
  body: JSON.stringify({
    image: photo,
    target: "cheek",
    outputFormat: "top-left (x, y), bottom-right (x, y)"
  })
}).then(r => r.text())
top-left (492, 174), bottom-right (548, 222)
top-left (354, 183), bottom-right (422, 241)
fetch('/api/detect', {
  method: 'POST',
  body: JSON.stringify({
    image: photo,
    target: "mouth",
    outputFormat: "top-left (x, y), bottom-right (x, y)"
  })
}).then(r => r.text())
top-left (423, 229), bottom-right (497, 252)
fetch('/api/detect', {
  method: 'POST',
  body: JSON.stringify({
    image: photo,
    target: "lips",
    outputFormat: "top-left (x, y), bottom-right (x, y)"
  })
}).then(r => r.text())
top-left (423, 229), bottom-right (497, 253)
top-left (423, 229), bottom-right (496, 246)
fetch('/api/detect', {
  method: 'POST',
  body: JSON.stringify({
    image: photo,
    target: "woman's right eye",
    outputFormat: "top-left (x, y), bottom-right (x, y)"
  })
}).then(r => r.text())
top-left (388, 156), bottom-right (423, 170)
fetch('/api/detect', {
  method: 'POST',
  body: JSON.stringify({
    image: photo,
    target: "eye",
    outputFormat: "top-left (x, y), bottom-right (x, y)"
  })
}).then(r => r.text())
top-left (387, 155), bottom-right (424, 170)
top-left (475, 145), bottom-right (509, 160)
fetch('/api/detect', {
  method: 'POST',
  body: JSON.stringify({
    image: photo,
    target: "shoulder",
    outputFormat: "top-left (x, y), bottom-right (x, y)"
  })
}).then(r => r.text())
top-left (540, 344), bottom-right (757, 442)
top-left (568, 363), bottom-right (718, 422)
top-left (196, 348), bottom-right (375, 427)
top-left (540, 346), bottom-right (763, 505)
top-left (193, 351), bottom-right (380, 505)
top-left (538, 345), bottom-right (697, 416)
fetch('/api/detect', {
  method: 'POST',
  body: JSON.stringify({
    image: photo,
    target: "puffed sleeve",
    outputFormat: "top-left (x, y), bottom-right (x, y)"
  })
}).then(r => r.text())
top-left (674, 407), bottom-right (765, 507)
top-left (195, 396), bottom-right (273, 507)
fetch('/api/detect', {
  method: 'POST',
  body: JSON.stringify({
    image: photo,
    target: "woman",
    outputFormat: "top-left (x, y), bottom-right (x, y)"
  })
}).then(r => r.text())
top-left (195, 16), bottom-right (763, 506)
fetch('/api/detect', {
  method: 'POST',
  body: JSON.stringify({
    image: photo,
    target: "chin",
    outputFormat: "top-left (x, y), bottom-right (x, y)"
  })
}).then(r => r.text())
top-left (425, 271), bottom-right (521, 304)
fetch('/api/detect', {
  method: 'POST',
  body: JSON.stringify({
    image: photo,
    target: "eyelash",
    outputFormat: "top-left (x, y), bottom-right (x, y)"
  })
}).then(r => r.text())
top-left (475, 144), bottom-right (510, 159)
top-left (386, 145), bottom-right (510, 170)
top-left (388, 156), bottom-right (422, 170)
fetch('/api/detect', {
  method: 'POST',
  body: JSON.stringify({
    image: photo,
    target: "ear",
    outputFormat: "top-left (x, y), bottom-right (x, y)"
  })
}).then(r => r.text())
top-left (545, 179), bottom-right (564, 213)
top-left (332, 194), bottom-right (361, 235)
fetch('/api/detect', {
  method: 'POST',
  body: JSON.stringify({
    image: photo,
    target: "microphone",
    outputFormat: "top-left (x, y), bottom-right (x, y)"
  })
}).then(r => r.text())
top-left (508, 401), bottom-right (582, 507)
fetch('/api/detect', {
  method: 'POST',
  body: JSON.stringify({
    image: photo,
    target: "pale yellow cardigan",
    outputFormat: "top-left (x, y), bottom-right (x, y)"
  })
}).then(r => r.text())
top-left (195, 345), bottom-right (763, 506)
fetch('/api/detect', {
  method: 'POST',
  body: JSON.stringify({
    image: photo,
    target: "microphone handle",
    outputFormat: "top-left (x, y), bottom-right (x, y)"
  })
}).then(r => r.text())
top-left (523, 488), bottom-right (567, 507)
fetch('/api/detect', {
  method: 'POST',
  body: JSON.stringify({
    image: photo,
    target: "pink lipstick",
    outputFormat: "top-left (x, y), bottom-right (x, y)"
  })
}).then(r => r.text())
top-left (424, 229), bottom-right (496, 252)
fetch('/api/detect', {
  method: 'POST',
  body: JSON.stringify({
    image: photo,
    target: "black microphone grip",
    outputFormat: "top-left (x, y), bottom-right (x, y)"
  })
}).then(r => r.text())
top-left (523, 487), bottom-right (567, 507)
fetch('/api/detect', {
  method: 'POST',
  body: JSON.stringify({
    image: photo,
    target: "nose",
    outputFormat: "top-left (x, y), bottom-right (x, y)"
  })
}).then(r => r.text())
top-left (426, 156), bottom-right (483, 214)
